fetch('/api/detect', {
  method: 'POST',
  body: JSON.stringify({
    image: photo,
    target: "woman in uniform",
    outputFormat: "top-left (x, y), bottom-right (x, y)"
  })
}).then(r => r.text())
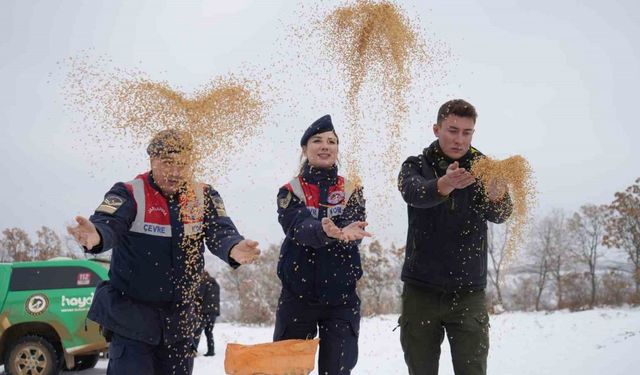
top-left (273, 114), bottom-right (371, 375)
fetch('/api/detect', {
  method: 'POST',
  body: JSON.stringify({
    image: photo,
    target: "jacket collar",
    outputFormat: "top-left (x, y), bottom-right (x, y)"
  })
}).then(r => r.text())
top-left (300, 162), bottom-right (338, 185)
top-left (423, 140), bottom-right (483, 172)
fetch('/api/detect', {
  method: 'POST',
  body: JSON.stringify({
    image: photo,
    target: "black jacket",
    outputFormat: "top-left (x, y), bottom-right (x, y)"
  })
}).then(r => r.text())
top-left (398, 141), bottom-right (512, 292)
top-left (199, 275), bottom-right (220, 318)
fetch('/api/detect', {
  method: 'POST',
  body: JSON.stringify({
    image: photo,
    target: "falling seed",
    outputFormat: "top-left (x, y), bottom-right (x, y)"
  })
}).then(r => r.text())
top-left (64, 55), bottom-right (269, 340)
top-left (323, 1), bottom-right (429, 179)
top-left (471, 155), bottom-right (537, 259)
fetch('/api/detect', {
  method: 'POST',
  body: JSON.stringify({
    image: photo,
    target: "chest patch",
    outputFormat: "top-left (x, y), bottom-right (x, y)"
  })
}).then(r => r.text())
top-left (327, 191), bottom-right (345, 205)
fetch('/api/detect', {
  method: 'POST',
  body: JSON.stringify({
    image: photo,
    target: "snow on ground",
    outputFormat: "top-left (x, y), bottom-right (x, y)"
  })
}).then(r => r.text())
top-left (76, 307), bottom-right (640, 375)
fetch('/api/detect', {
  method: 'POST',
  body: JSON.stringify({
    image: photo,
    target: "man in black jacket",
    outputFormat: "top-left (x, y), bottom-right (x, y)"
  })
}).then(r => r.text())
top-left (397, 99), bottom-right (512, 375)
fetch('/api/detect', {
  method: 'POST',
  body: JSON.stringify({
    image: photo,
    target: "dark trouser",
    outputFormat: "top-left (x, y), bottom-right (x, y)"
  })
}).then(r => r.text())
top-left (399, 283), bottom-right (489, 375)
top-left (194, 315), bottom-right (216, 354)
top-left (107, 333), bottom-right (195, 375)
top-left (273, 292), bottom-right (360, 375)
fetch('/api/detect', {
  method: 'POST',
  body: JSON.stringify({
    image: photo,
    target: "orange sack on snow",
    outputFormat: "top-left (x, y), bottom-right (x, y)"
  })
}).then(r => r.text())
top-left (224, 338), bottom-right (320, 375)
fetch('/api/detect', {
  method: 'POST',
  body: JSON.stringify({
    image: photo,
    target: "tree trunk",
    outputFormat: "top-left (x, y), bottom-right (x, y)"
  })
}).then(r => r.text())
top-left (556, 274), bottom-right (563, 309)
top-left (590, 270), bottom-right (597, 308)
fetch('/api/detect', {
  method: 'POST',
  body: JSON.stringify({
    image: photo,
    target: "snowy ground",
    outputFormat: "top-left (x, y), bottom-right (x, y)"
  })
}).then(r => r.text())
top-left (59, 307), bottom-right (639, 375)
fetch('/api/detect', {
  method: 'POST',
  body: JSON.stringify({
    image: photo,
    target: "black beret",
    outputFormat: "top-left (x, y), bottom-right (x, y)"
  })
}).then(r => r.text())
top-left (147, 129), bottom-right (193, 157)
top-left (300, 114), bottom-right (335, 146)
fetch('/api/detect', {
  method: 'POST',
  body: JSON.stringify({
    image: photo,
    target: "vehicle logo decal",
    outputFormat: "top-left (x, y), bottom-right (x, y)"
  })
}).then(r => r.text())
top-left (25, 294), bottom-right (49, 316)
top-left (61, 292), bottom-right (94, 312)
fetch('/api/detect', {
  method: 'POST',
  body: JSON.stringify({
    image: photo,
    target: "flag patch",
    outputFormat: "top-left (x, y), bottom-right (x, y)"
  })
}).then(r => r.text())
top-left (96, 194), bottom-right (125, 214)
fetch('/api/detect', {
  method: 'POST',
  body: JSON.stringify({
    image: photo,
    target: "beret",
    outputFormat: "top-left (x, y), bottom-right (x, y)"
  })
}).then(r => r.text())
top-left (300, 114), bottom-right (335, 146)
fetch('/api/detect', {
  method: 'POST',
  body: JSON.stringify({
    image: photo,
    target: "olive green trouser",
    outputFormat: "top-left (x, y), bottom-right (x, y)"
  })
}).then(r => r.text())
top-left (399, 283), bottom-right (489, 375)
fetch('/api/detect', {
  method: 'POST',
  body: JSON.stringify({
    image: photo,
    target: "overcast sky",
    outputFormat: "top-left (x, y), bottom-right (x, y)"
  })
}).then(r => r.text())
top-left (1, 0), bottom-right (639, 248)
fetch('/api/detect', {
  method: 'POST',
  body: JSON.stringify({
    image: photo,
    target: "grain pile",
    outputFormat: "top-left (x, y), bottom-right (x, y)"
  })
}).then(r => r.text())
top-left (471, 155), bottom-right (537, 258)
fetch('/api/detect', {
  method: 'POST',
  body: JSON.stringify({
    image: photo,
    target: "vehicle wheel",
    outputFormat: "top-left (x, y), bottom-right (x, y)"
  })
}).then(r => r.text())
top-left (4, 335), bottom-right (61, 375)
top-left (64, 354), bottom-right (99, 371)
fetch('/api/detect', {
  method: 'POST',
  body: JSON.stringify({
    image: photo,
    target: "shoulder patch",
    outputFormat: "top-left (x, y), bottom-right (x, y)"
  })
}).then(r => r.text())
top-left (278, 191), bottom-right (293, 209)
top-left (96, 194), bottom-right (125, 215)
top-left (212, 196), bottom-right (227, 217)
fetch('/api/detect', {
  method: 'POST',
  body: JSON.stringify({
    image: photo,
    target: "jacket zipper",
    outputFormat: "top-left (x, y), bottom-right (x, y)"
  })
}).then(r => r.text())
top-left (409, 235), bottom-right (417, 272)
top-left (480, 237), bottom-right (487, 276)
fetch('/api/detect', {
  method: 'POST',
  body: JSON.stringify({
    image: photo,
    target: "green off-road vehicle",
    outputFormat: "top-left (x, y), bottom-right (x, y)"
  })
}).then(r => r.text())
top-left (0, 258), bottom-right (109, 374)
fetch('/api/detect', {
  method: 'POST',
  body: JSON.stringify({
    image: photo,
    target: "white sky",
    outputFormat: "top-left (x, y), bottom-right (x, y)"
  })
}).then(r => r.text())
top-left (1, 0), bottom-right (639, 247)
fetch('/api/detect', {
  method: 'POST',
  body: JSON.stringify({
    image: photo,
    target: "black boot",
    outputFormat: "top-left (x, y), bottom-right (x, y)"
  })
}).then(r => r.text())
top-left (204, 340), bottom-right (215, 356)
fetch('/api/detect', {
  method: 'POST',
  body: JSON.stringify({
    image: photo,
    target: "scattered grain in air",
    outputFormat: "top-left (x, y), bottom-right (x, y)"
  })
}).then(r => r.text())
top-left (471, 155), bottom-right (537, 259)
top-left (64, 56), bottom-right (268, 184)
top-left (322, 0), bottom-right (429, 181)
top-left (279, 2), bottom-right (450, 228)
top-left (64, 55), bottom-right (268, 341)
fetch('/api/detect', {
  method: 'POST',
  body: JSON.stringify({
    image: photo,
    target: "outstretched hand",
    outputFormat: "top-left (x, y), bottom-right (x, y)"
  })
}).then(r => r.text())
top-left (438, 161), bottom-right (476, 195)
top-left (322, 217), bottom-right (372, 242)
top-left (67, 216), bottom-right (101, 251)
top-left (322, 217), bottom-right (343, 239)
top-left (341, 221), bottom-right (372, 241)
top-left (230, 239), bottom-right (261, 264)
top-left (486, 178), bottom-right (508, 202)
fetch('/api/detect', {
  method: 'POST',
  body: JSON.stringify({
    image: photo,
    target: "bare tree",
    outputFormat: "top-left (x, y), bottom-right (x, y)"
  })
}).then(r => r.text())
top-left (215, 259), bottom-right (242, 321)
top-left (487, 223), bottom-right (510, 308)
top-left (526, 215), bottom-right (556, 311)
top-left (603, 177), bottom-right (640, 297)
top-left (218, 243), bottom-right (281, 324)
top-left (389, 243), bottom-right (405, 313)
top-left (34, 226), bottom-right (63, 260)
top-left (510, 276), bottom-right (537, 311)
top-left (1, 228), bottom-right (33, 262)
top-left (599, 270), bottom-right (632, 305)
top-left (567, 204), bottom-right (607, 308)
top-left (547, 210), bottom-right (571, 309)
top-left (358, 240), bottom-right (399, 315)
top-left (0, 232), bottom-right (8, 262)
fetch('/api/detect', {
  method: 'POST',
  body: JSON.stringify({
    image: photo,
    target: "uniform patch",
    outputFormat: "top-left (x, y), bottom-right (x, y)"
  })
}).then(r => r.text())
top-left (184, 222), bottom-right (203, 237)
top-left (328, 205), bottom-right (344, 218)
top-left (212, 196), bottom-right (227, 217)
top-left (278, 191), bottom-right (293, 209)
top-left (328, 191), bottom-right (345, 205)
top-left (96, 194), bottom-right (125, 214)
top-left (181, 198), bottom-right (204, 224)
